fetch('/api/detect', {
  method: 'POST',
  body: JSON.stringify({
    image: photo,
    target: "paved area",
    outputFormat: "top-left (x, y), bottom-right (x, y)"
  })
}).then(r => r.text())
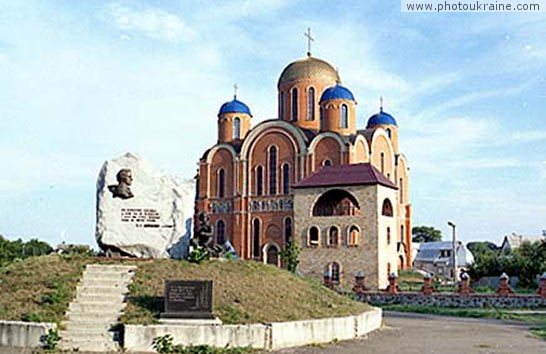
top-left (1, 312), bottom-right (544, 353)
top-left (275, 311), bottom-right (546, 354)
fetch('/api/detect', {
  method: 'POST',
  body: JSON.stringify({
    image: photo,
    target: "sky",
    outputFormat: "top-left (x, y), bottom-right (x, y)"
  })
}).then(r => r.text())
top-left (1, 0), bottom-right (545, 247)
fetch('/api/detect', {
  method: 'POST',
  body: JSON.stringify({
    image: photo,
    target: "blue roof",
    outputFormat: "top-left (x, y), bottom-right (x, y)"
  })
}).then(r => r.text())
top-left (218, 98), bottom-right (251, 115)
top-left (366, 108), bottom-right (397, 127)
top-left (319, 84), bottom-right (355, 102)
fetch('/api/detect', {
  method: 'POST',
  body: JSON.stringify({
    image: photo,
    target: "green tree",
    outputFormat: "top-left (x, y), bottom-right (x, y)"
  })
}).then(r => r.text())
top-left (23, 239), bottom-right (53, 257)
top-left (280, 242), bottom-right (300, 273)
top-left (412, 226), bottom-right (442, 243)
top-left (0, 235), bottom-right (53, 266)
top-left (468, 239), bottom-right (546, 288)
top-left (467, 241), bottom-right (498, 256)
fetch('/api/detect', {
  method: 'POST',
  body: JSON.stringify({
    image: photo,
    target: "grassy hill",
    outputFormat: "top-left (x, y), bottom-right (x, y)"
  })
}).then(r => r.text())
top-left (122, 259), bottom-right (370, 324)
top-left (0, 255), bottom-right (370, 325)
top-left (0, 254), bottom-right (89, 323)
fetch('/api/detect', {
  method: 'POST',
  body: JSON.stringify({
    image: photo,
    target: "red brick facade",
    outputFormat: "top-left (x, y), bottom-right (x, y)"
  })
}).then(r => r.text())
top-left (195, 54), bottom-right (412, 270)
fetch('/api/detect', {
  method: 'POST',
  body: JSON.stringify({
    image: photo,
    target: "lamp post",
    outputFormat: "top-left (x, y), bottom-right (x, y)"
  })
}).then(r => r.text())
top-left (447, 221), bottom-right (457, 285)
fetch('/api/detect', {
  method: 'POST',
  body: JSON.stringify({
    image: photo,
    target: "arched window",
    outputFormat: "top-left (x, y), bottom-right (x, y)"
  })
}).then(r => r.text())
top-left (309, 226), bottom-right (319, 247)
top-left (319, 107), bottom-right (324, 129)
top-left (322, 159), bottom-right (332, 167)
top-left (284, 218), bottom-right (292, 245)
top-left (387, 227), bottom-right (391, 245)
top-left (280, 92), bottom-right (285, 119)
top-left (256, 166), bottom-right (263, 196)
top-left (313, 189), bottom-right (360, 217)
top-left (382, 198), bottom-right (393, 217)
top-left (307, 87), bottom-right (315, 120)
top-left (292, 88), bottom-right (298, 121)
top-left (386, 128), bottom-right (392, 138)
top-left (401, 225), bottom-right (404, 243)
top-left (216, 220), bottom-right (226, 244)
top-left (282, 163), bottom-right (290, 195)
top-left (399, 178), bottom-right (404, 203)
top-left (348, 225), bottom-right (359, 246)
top-left (380, 152), bottom-right (385, 173)
top-left (253, 219), bottom-right (261, 258)
top-left (233, 117), bottom-right (241, 140)
top-left (218, 169), bottom-right (225, 198)
top-left (269, 146), bottom-right (277, 195)
top-left (330, 262), bottom-right (341, 283)
top-left (340, 104), bottom-right (348, 128)
top-left (328, 226), bottom-right (339, 247)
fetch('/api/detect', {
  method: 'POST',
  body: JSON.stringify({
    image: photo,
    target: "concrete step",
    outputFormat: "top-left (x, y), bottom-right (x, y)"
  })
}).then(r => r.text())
top-left (65, 312), bottom-right (120, 322)
top-left (59, 326), bottom-right (114, 334)
top-left (69, 302), bottom-right (126, 313)
top-left (78, 278), bottom-right (133, 287)
top-left (76, 285), bottom-right (130, 295)
top-left (75, 293), bottom-right (126, 302)
top-left (86, 264), bottom-right (137, 271)
top-left (81, 273), bottom-right (135, 282)
top-left (63, 319), bottom-right (115, 329)
top-left (59, 264), bottom-right (135, 352)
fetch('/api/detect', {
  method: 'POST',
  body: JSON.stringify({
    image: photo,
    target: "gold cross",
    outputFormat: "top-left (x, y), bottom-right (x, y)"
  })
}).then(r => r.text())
top-left (304, 28), bottom-right (314, 56)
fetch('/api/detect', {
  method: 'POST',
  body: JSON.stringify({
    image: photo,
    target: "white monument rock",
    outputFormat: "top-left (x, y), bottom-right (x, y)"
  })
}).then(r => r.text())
top-left (96, 153), bottom-right (194, 258)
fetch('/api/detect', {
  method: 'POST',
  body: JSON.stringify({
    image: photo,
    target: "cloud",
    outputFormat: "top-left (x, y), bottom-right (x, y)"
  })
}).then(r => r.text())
top-left (106, 3), bottom-right (197, 43)
top-left (510, 130), bottom-right (546, 143)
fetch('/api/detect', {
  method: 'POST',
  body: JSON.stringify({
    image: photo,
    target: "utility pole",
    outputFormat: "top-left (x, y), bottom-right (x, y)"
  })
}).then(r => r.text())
top-left (447, 221), bottom-right (457, 285)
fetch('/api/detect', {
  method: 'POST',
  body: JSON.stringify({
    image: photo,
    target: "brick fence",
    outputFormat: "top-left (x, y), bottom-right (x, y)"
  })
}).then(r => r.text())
top-left (346, 271), bottom-right (546, 308)
top-left (355, 292), bottom-right (546, 308)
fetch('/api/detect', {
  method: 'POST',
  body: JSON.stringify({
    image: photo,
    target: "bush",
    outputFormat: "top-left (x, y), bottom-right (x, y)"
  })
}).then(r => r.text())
top-left (152, 334), bottom-right (174, 354)
top-left (188, 246), bottom-right (210, 264)
top-left (41, 328), bottom-right (60, 350)
top-left (279, 242), bottom-right (300, 273)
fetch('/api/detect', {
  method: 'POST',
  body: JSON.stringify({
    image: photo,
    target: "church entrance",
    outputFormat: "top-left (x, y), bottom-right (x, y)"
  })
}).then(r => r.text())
top-left (265, 244), bottom-right (279, 266)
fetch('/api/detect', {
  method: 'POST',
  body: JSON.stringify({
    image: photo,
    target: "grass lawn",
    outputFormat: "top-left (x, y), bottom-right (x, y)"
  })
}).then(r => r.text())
top-left (121, 259), bottom-right (371, 324)
top-left (0, 254), bottom-right (89, 323)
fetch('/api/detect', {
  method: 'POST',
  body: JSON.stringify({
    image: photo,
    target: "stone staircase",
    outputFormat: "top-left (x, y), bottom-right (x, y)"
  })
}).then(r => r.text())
top-left (59, 264), bottom-right (137, 352)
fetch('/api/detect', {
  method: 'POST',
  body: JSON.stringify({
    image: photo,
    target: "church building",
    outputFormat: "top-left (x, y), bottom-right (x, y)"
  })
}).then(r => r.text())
top-left (195, 41), bottom-right (412, 289)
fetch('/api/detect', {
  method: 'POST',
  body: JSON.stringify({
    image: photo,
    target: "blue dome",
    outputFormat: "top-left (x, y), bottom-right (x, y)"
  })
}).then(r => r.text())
top-left (320, 84), bottom-right (355, 102)
top-left (218, 98), bottom-right (252, 115)
top-left (366, 108), bottom-right (397, 128)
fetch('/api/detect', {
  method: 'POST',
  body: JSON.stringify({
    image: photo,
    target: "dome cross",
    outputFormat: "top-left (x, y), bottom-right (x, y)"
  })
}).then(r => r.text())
top-left (233, 83), bottom-right (238, 99)
top-left (304, 28), bottom-right (314, 57)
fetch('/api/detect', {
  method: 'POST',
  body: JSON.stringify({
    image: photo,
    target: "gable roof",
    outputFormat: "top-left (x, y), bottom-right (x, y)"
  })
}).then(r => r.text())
top-left (413, 241), bottom-right (474, 267)
top-left (501, 233), bottom-right (545, 251)
top-left (293, 163), bottom-right (397, 189)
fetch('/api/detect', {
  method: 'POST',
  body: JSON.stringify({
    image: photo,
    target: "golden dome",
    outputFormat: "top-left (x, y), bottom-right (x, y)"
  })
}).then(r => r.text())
top-left (277, 56), bottom-right (340, 88)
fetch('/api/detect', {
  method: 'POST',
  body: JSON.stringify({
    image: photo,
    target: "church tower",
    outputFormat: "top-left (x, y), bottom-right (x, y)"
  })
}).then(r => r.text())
top-left (277, 30), bottom-right (339, 130)
top-left (366, 100), bottom-right (399, 153)
top-left (319, 83), bottom-right (357, 135)
top-left (217, 94), bottom-right (252, 144)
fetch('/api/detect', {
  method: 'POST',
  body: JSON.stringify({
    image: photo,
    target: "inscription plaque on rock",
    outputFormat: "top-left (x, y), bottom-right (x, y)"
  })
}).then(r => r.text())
top-left (161, 280), bottom-right (215, 319)
top-left (95, 152), bottom-right (195, 259)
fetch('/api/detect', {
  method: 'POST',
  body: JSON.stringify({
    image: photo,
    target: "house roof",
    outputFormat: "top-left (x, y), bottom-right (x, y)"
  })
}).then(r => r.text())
top-left (501, 233), bottom-right (545, 250)
top-left (413, 241), bottom-right (474, 267)
top-left (293, 163), bottom-right (397, 189)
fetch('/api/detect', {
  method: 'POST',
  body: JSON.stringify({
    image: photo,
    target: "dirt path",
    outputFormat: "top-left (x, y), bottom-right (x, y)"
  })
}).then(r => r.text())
top-left (275, 311), bottom-right (546, 354)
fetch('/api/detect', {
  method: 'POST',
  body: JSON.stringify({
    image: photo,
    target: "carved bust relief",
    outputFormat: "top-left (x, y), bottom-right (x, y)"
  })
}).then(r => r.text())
top-left (108, 168), bottom-right (134, 199)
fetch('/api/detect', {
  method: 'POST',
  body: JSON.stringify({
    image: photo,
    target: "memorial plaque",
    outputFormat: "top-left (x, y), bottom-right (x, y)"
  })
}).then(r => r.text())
top-left (161, 280), bottom-right (215, 319)
top-left (95, 152), bottom-right (195, 259)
